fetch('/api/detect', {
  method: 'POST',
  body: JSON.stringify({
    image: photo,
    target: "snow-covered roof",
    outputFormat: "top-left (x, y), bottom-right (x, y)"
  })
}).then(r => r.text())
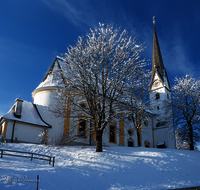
top-left (36, 58), bottom-right (65, 89)
top-left (0, 100), bottom-right (51, 128)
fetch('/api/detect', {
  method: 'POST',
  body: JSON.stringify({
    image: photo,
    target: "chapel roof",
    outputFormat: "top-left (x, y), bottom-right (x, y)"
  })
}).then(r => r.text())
top-left (35, 56), bottom-right (67, 90)
top-left (0, 99), bottom-right (51, 128)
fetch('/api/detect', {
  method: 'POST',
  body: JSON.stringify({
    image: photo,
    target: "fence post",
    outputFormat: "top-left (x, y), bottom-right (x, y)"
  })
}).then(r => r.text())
top-left (49, 157), bottom-right (51, 165)
top-left (31, 153), bottom-right (33, 161)
top-left (52, 157), bottom-right (55, 167)
top-left (36, 175), bottom-right (39, 190)
top-left (1, 150), bottom-right (3, 158)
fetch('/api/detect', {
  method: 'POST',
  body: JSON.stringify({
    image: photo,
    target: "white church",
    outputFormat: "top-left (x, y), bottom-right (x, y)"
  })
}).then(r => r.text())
top-left (0, 23), bottom-right (175, 149)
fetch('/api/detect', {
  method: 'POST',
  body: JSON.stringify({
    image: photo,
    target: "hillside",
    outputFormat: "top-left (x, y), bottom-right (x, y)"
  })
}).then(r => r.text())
top-left (0, 143), bottom-right (200, 190)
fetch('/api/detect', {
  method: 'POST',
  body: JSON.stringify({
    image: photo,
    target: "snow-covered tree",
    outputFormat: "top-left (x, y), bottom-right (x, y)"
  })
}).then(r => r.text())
top-left (52, 23), bottom-right (148, 152)
top-left (175, 126), bottom-right (190, 150)
top-left (172, 75), bottom-right (200, 150)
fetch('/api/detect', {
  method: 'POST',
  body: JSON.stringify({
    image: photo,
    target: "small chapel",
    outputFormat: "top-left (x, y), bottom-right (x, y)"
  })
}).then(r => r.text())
top-left (0, 22), bottom-right (175, 149)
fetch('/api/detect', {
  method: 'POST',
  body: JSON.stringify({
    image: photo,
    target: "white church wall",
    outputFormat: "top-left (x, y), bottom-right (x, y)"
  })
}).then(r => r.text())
top-left (4, 122), bottom-right (43, 143)
top-left (13, 123), bottom-right (43, 143)
top-left (36, 104), bottom-right (64, 144)
top-left (154, 128), bottom-right (168, 148)
top-left (124, 121), bottom-right (137, 147)
top-left (4, 122), bottom-right (13, 140)
top-left (33, 88), bottom-right (65, 144)
top-left (141, 118), bottom-right (153, 148)
top-left (33, 88), bottom-right (58, 106)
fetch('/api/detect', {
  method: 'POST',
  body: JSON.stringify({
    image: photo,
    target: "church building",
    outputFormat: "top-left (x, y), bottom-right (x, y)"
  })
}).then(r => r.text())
top-left (0, 22), bottom-right (175, 149)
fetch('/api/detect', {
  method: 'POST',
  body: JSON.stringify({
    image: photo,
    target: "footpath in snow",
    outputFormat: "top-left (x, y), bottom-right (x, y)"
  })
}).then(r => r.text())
top-left (0, 143), bottom-right (200, 190)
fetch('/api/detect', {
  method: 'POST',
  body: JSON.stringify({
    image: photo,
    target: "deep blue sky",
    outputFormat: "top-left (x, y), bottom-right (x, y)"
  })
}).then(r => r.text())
top-left (0, 0), bottom-right (200, 115)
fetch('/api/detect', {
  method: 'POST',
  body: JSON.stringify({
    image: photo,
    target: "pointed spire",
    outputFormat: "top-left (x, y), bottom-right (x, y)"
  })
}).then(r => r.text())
top-left (150, 19), bottom-right (171, 90)
top-left (151, 20), bottom-right (165, 82)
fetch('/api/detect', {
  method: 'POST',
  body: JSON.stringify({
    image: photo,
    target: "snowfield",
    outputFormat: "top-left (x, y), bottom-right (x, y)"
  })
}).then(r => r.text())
top-left (0, 143), bottom-right (200, 190)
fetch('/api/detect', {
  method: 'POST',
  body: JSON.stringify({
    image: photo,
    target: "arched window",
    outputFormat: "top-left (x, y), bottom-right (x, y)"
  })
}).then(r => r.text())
top-left (144, 120), bottom-right (149, 126)
top-left (156, 121), bottom-right (167, 128)
top-left (79, 102), bottom-right (87, 108)
top-left (109, 122), bottom-right (116, 143)
top-left (78, 118), bottom-right (86, 137)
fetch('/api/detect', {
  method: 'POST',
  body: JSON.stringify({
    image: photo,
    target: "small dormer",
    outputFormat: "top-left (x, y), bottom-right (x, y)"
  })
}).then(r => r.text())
top-left (14, 98), bottom-right (23, 118)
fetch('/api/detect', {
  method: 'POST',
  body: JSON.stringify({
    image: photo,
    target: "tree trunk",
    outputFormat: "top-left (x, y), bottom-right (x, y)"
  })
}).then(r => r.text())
top-left (96, 130), bottom-right (103, 152)
top-left (189, 125), bottom-right (194, 150)
top-left (137, 129), bottom-right (141, 147)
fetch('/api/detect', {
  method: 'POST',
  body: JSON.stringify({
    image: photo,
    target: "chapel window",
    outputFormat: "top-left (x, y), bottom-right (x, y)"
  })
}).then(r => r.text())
top-left (79, 118), bottom-right (86, 137)
top-left (110, 125), bottom-right (116, 143)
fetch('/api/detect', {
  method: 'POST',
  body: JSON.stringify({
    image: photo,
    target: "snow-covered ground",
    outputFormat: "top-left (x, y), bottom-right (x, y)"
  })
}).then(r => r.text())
top-left (0, 143), bottom-right (200, 190)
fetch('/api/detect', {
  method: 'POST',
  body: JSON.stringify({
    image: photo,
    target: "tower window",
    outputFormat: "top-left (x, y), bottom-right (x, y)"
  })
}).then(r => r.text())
top-left (157, 106), bottom-right (159, 110)
top-left (156, 93), bottom-right (160, 100)
top-left (167, 94), bottom-right (169, 99)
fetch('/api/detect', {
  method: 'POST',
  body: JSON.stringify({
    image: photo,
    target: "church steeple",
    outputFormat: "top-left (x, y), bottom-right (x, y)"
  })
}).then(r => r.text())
top-left (149, 19), bottom-right (175, 149)
top-left (150, 19), bottom-right (170, 90)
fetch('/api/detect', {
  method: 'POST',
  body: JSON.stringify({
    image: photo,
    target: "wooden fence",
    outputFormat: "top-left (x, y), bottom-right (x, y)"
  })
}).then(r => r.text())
top-left (0, 149), bottom-right (55, 167)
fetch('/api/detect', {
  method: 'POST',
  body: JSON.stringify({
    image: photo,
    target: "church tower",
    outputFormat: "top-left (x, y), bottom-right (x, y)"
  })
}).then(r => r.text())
top-left (149, 18), bottom-right (175, 149)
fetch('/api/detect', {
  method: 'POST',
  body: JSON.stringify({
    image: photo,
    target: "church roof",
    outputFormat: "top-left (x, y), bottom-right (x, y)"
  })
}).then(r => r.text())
top-left (0, 99), bottom-right (51, 128)
top-left (35, 56), bottom-right (67, 90)
top-left (150, 23), bottom-right (170, 90)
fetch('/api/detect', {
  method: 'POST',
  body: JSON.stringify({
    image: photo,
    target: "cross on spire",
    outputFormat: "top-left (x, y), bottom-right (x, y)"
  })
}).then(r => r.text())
top-left (153, 16), bottom-right (155, 24)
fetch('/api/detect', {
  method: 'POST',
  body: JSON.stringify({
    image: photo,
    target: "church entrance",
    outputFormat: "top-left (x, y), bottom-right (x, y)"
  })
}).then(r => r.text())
top-left (127, 137), bottom-right (134, 147)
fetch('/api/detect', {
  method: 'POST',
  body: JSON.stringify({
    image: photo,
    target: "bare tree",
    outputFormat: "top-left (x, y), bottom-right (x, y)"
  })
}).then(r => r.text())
top-left (123, 71), bottom-right (152, 147)
top-left (52, 23), bottom-right (148, 152)
top-left (172, 74), bottom-right (200, 150)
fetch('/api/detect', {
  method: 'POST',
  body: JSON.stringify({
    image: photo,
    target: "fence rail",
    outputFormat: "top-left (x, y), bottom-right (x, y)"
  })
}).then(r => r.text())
top-left (0, 149), bottom-right (55, 167)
